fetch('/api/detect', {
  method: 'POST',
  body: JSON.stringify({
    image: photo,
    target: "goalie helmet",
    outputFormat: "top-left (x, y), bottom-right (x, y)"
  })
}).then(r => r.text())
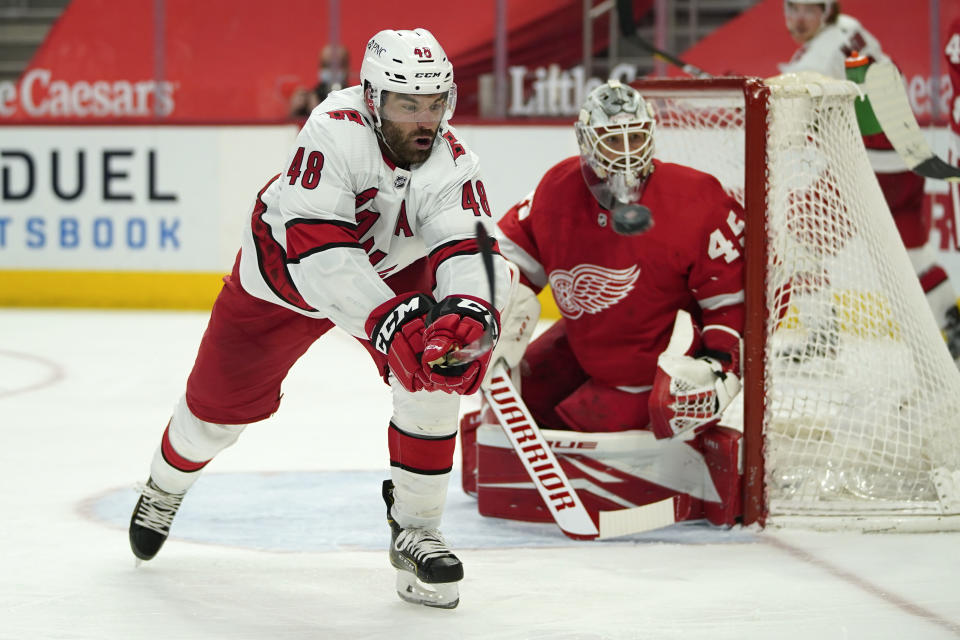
top-left (360, 28), bottom-right (456, 130)
top-left (574, 80), bottom-right (656, 208)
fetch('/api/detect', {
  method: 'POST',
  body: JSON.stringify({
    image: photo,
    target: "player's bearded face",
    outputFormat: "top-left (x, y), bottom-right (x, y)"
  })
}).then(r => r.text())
top-left (380, 92), bottom-right (448, 165)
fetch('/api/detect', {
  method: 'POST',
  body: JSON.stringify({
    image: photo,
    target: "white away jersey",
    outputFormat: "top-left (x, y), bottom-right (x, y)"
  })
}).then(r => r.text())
top-left (779, 14), bottom-right (887, 79)
top-left (237, 86), bottom-right (508, 338)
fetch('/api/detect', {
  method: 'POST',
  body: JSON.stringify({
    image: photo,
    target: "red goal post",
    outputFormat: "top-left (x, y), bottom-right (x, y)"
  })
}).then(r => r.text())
top-left (630, 74), bottom-right (960, 531)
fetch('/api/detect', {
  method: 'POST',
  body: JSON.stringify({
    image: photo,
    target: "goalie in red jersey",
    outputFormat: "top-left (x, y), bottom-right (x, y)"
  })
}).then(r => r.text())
top-left (460, 80), bottom-right (746, 530)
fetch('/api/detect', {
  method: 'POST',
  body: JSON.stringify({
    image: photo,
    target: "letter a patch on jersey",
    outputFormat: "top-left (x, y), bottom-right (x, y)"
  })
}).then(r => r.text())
top-left (548, 264), bottom-right (640, 319)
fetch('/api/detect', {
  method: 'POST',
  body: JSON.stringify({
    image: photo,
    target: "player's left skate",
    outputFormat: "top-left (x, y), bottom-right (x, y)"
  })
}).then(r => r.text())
top-left (129, 477), bottom-right (184, 562)
top-left (382, 480), bottom-right (463, 609)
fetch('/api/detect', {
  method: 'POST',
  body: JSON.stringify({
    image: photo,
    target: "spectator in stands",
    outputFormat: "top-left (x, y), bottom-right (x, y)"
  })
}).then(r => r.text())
top-left (289, 43), bottom-right (350, 119)
top-left (779, 0), bottom-right (960, 364)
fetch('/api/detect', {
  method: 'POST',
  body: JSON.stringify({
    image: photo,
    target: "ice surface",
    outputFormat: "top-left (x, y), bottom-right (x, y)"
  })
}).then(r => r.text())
top-left (2, 309), bottom-right (959, 639)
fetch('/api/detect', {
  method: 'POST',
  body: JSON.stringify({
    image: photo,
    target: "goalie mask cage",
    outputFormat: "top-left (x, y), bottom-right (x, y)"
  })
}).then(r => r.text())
top-left (632, 74), bottom-right (960, 532)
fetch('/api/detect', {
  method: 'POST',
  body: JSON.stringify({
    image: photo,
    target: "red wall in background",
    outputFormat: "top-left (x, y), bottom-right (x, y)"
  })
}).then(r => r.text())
top-left (0, 0), bottom-right (631, 122)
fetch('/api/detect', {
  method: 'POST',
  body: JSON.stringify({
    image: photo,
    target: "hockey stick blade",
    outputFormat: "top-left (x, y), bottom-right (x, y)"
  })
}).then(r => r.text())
top-left (913, 155), bottom-right (960, 183)
top-left (597, 498), bottom-right (677, 539)
top-left (865, 61), bottom-right (960, 182)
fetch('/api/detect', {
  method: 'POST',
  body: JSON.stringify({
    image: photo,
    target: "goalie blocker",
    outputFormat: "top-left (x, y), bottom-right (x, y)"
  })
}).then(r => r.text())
top-left (459, 407), bottom-right (743, 531)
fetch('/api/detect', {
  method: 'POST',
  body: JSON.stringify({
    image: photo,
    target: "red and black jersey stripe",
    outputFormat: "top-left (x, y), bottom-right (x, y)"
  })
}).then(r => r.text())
top-left (249, 175), bottom-right (317, 312)
top-left (428, 236), bottom-right (502, 275)
top-left (285, 218), bottom-right (361, 263)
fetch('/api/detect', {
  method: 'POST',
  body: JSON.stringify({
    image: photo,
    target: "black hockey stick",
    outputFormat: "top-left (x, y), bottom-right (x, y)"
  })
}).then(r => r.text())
top-left (476, 220), bottom-right (496, 309)
top-left (427, 221), bottom-right (498, 366)
top-left (615, 0), bottom-right (713, 78)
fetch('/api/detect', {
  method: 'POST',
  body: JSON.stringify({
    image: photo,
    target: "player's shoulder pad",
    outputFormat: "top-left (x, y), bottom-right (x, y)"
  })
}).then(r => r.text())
top-left (301, 88), bottom-right (377, 147)
top-left (312, 86), bottom-right (373, 127)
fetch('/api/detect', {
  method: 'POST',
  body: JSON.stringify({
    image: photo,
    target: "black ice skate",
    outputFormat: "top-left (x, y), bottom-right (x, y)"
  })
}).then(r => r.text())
top-left (382, 479), bottom-right (463, 609)
top-left (129, 477), bottom-right (184, 562)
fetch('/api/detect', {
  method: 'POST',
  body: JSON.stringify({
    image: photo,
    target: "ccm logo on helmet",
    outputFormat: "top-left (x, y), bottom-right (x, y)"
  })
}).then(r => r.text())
top-left (415, 72), bottom-right (442, 78)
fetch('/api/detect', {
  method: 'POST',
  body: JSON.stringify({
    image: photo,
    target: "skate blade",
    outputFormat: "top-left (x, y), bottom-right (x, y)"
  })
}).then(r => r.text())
top-left (395, 571), bottom-right (459, 609)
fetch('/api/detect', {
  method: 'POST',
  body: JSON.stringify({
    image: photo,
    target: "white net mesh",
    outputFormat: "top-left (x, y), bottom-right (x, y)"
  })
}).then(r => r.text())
top-left (637, 74), bottom-right (960, 529)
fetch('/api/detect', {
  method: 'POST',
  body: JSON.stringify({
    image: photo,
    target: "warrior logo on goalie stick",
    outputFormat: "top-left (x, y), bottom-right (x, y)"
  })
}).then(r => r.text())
top-left (548, 263), bottom-right (640, 319)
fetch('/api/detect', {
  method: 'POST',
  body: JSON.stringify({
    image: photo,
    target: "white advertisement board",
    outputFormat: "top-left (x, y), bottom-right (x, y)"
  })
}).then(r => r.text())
top-left (0, 126), bottom-right (296, 273)
top-left (2, 123), bottom-right (960, 303)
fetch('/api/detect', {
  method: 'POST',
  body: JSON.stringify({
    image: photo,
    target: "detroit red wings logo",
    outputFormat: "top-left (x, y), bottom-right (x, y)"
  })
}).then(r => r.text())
top-left (549, 264), bottom-right (640, 319)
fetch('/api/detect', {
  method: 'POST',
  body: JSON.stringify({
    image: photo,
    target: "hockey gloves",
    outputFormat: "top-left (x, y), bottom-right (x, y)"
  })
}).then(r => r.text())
top-left (421, 296), bottom-right (500, 395)
top-left (648, 310), bottom-right (742, 440)
top-left (366, 293), bottom-right (435, 393)
top-left (649, 353), bottom-right (741, 440)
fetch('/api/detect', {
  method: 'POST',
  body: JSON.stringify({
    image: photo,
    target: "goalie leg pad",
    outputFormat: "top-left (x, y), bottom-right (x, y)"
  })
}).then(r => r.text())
top-left (474, 421), bottom-right (744, 527)
top-left (693, 426), bottom-right (743, 527)
top-left (555, 378), bottom-right (651, 433)
top-left (459, 409), bottom-right (483, 496)
top-left (476, 424), bottom-right (685, 524)
top-left (518, 320), bottom-right (590, 429)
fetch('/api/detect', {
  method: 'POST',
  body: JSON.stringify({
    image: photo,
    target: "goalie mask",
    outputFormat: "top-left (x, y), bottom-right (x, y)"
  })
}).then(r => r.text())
top-left (360, 28), bottom-right (456, 132)
top-left (575, 80), bottom-right (656, 209)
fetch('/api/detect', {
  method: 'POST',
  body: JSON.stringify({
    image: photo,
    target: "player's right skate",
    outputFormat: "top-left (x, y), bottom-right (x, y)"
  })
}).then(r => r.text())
top-left (128, 477), bottom-right (184, 562)
top-left (381, 480), bottom-right (463, 609)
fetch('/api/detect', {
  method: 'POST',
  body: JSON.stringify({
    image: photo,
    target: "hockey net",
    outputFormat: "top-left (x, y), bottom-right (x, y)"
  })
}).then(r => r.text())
top-left (633, 74), bottom-right (960, 531)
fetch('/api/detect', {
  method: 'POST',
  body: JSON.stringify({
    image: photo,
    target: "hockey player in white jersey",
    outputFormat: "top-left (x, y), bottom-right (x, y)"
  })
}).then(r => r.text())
top-left (779, 1), bottom-right (960, 361)
top-left (128, 28), bottom-right (510, 609)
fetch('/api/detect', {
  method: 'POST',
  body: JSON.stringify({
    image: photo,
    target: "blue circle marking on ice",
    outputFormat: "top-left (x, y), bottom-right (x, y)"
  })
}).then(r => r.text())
top-left (88, 470), bottom-right (757, 552)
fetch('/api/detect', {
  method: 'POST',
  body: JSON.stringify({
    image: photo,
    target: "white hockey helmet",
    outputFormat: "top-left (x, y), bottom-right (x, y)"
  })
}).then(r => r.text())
top-left (783, 0), bottom-right (835, 26)
top-left (360, 28), bottom-right (456, 129)
top-left (574, 79), bottom-right (656, 207)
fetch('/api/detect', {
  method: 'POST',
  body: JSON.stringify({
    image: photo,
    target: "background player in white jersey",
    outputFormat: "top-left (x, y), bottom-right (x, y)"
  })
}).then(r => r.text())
top-left (780, 0), bottom-right (960, 361)
top-left (946, 16), bottom-right (960, 176)
top-left (461, 81), bottom-right (745, 526)
top-left (128, 28), bottom-right (511, 610)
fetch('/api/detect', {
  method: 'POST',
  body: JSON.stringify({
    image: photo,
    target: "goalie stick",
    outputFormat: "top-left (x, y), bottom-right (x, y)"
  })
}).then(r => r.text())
top-left (864, 60), bottom-right (960, 183)
top-left (481, 359), bottom-right (677, 540)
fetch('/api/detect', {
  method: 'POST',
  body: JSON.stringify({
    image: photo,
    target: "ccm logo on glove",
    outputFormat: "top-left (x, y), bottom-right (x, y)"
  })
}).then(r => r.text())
top-left (373, 295), bottom-right (431, 354)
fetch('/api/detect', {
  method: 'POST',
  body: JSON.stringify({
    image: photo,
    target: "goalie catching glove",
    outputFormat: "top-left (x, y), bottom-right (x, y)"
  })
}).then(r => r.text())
top-left (365, 293), bottom-right (435, 393)
top-left (421, 295), bottom-right (500, 395)
top-left (649, 310), bottom-right (742, 440)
